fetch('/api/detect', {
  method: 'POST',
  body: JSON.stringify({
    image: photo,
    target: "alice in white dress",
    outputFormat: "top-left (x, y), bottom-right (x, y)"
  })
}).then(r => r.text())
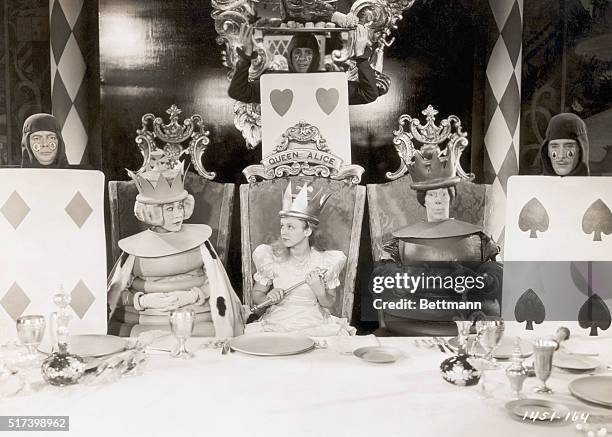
top-left (246, 244), bottom-right (356, 336)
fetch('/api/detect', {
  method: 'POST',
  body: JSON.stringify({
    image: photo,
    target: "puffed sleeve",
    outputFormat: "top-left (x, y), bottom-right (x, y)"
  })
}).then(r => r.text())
top-left (319, 250), bottom-right (347, 289)
top-left (252, 244), bottom-right (275, 286)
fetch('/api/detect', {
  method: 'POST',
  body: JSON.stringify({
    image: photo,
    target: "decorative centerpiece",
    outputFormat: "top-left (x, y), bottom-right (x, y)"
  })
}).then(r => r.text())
top-left (440, 321), bottom-right (481, 386)
top-left (41, 287), bottom-right (85, 386)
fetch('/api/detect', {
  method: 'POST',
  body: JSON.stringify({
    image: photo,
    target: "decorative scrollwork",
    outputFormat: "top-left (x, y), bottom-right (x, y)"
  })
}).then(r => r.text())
top-left (387, 105), bottom-right (473, 181)
top-left (234, 101), bottom-right (262, 149)
top-left (135, 105), bottom-right (216, 179)
top-left (274, 120), bottom-right (331, 153)
top-left (242, 121), bottom-right (364, 183)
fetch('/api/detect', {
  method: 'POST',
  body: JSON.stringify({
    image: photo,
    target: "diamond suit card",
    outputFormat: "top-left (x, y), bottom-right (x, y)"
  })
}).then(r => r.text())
top-left (0, 169), bottom-right (107, 343)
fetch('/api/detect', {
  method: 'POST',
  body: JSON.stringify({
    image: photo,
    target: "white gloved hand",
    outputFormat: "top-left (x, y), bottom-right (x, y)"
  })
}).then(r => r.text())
top-left (139, 293), bottom-right (179, 310)
top-left (331, 12), bottom-right (359, 27)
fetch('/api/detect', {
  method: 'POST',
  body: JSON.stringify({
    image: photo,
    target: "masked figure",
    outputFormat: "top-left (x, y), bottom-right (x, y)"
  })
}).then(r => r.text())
top-left (227, 25), bottom-right (378, 105)
top-left (107, 168), bottom-right (244, 337)
top-left (246, 182), bottom-right (355, 336)
top-left (379, 145), bottom-right (503, 336)
top-left (21, 113), bottom-right (69, 168)
top-left (539, 113), bottom-right (590, 176)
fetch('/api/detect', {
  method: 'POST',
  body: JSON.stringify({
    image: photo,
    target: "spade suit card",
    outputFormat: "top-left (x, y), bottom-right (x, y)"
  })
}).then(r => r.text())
top-left (505, 176), bottom-right (612, 261)
top-left (0, 169), bottom-right (108, 343)
top-left (502, 261), bottom-right (590, 327)
top-left (260, 72), bottom-right (351, 164)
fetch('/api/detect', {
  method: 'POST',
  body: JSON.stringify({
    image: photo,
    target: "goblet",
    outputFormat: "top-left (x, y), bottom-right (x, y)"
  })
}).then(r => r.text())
top-left (169, 309), bottom-right (195, 359)
top-left (16, 315), bottom-right (46, 364)
top-left (533, 338), bottom-right (556, 394)
top-left (475, 317), bottom-right (505, 367)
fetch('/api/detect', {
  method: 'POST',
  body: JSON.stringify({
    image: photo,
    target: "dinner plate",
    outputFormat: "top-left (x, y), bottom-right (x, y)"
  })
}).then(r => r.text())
top-left (569, 376), bottom-right (612, 407)
top-left (38, 335), bottom-right (127, 358)
top-left (353, 346), bottom-right (403, 364)
top-left (229, 333), bottom-right (315, 356)
top-left (506, 399), bottom-right (570, 421)
top-left (553, 353), bottom-right (601, 371)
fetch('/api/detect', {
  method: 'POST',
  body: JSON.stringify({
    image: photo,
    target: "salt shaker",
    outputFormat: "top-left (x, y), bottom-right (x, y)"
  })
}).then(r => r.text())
top-left (505, 337), bottom-right (529, 398)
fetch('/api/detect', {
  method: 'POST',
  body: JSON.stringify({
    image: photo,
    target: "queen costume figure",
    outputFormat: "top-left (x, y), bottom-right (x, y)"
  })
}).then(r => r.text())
top-left (107, 167), bottom-right (244, 337)
top-left (379, 144), bottom-right (503, 336)
top-left (246, 182), bottom-right (355, 336)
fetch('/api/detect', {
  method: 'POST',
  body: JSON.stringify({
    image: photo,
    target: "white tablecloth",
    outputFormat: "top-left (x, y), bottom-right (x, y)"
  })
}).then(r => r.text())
top-left (1, 322), bottom-right (611, 437)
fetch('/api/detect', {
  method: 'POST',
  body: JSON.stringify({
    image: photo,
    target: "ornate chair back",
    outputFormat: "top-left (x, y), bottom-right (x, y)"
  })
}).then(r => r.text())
top-left (107, 105), bottom-right (235, 265)
top-left (240, 176), bottom-right (365, 320)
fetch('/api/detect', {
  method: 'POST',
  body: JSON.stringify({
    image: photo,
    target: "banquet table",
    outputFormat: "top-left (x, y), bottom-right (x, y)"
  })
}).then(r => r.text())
top-left (1, 322), bottom-right (611, 437)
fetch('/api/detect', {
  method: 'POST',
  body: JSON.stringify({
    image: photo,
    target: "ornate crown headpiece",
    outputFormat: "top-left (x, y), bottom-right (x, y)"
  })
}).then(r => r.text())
top-left (127, 164), bottom-right (188, 205)
top-left (388, 105), bottom-right (475, 190)
top-left (279, 182), bottom-right (331, 225)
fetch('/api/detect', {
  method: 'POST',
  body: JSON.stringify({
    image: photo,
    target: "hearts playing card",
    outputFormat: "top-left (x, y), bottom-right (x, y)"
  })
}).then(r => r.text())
top-left (260, 73), bottom-right (351, 164)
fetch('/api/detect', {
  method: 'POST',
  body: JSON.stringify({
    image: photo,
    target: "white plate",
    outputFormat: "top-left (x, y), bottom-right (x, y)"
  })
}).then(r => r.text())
top-left (353, 346), bottom-right (403, 364)
top-left (38, 335), bottom-right (127, 358)
top-left (229, 333), bottom-right (315, 356)
top-left (506, 399), bottom-right (570, 421)
top-left (569, 376), bottom-right (612, 407)
top-left (553, 353), bottom-right (601, 371)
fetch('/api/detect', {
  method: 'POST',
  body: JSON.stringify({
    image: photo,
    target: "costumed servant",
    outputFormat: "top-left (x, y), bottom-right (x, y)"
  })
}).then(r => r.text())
top-left (21, 113), bottom-right (69, 168)
top-left (227, 24), bottom-right (378, 105)
top-left (246, 182), bottom-right (355, 336)
top-left (107, 166), bottom-right (244, 337)
top-left (539, 112), bottom-right (590, 176)
top-left (379, 143), bottom-right (503, 336)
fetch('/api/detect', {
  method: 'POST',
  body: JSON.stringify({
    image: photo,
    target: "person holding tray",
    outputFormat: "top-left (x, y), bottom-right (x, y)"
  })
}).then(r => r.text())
top-left (227, 24), bottom-right (379, 105)
top-left (246, 182), bottom-right (355, 336)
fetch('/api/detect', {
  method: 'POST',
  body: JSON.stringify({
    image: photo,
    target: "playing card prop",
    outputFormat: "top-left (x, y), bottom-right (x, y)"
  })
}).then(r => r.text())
top-left (260, 73), bottom-right (352, 164)
top-left (504, 176), bottom-right (612, 334)
top-left (0, 169), bottom-right (107, 343)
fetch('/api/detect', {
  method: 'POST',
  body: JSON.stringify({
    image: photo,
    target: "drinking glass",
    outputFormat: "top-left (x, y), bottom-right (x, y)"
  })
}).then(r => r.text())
top-left (475, 317), bottom-right (505, 367)
top-left (169, 309), bottom-right (195, 359)
top-left (533, 338), bottom-right (556, 394)
top-left (16, 315), bottom-right (46, 364)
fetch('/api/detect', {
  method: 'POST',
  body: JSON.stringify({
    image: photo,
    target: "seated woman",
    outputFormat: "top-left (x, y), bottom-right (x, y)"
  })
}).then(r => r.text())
top-left (246, 182), bottom-right (355, 336)
top-left (227, 24), bottom-right (378, 105)
top-left (21, 113), bottom-right (69, 168)
top-left (107, 167), bottom-right (244, 338)
top-left (380, 146), bottom-right (502, 336)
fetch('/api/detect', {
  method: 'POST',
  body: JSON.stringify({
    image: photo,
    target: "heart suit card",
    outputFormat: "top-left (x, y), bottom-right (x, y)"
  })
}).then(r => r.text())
top-left (260, 72), bottom-right (351, 163)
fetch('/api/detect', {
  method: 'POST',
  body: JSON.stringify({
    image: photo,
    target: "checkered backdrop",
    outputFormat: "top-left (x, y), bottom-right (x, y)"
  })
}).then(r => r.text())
top-left (49, 0), bottom-right (89, 165)
top-left (479, 0), bottom-right (524, 256)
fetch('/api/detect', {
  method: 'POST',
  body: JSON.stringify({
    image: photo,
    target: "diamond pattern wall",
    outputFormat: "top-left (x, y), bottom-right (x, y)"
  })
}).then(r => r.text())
top-left (483, 0), bottom-right (523, 257)
top-left (50, 0), bottom-right (88, 165)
